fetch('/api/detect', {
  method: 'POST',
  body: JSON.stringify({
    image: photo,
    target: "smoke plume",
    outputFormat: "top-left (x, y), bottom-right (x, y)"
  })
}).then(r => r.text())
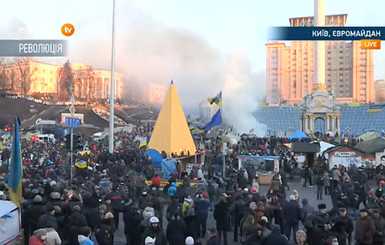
top-left (222, 53), bottom-right (267, 136)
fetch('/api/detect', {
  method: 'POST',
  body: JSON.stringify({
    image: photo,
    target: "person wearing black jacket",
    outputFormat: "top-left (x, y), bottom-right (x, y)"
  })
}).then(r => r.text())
top-left (232, 194), bottom-right (246, 242)
top-left (283, 195), bottom-right (302, 243)
top-left (316, 174), bottom-right (325, 200)
top-left (334, 208), bottom-right (353, 245)
top-left (184, 208), bottom-right (201, 244)
top-left (263, 225), bottom-right (289, 245)
top-left (166, 215), bottom-right (188, 245)
top-left (123, 203), bottom-right (143, 245)
top-left (214, 193), bottom-right (231, 245)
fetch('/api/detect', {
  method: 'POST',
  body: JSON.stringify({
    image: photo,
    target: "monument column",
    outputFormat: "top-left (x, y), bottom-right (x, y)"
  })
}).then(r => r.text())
top-left (300, 115), bottom-right (303, 131)
top-left (313, 0), bottom-right (326, 92)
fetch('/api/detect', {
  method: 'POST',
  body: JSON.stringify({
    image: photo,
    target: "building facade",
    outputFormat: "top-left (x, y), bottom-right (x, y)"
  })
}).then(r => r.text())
top-left (71, 63), bottom-right (123, 100)
top-left (0, 60), bottom-right (123, 100)
top-left (266, 14), bottom-right (374, 105)
top-left (0, 60), bottom-right (58, 95)
top-left (148, 84), bottom-right (165, 105)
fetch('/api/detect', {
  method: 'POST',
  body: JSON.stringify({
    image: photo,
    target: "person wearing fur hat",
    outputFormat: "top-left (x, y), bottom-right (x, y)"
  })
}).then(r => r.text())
top-left (26, 195), bottom-right (46, 236)
top-left (95, 212), bottom-right (116, 245)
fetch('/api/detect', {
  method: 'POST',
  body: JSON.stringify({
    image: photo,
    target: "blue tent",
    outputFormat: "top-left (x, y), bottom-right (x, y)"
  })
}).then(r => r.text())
top-left (287, 131), bottom-right (307, 140)
top-left (145, 149), bottom-right (163, 168)
top-left (161, 159), bottom-right (177, 179)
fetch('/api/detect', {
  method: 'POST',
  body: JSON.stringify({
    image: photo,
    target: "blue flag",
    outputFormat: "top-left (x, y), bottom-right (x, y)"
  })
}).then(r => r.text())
top-left (202, 109), bottom-right (222, 132)
top-left (8, 115), bottom-right (23, 207)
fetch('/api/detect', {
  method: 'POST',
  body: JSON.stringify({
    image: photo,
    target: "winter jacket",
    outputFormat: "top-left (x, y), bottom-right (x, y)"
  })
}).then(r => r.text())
top-left (263, 225), bottom-right (289, 245)
top-left (168, 182), bottom-right (177, 197)
top-left (78, 235), bottom-right (95, 245)
top-left (142, 227), bottom-right (167, 245)
top-left (45, 228), bottom-right (62, 245)
top-left (214, 200), bottom-right (231, 231)
top-left (37, 213), bottom-right (58, 230)
top-left (372, 215), bottom-right (385, 244)
top-left (29, 236), bottom-right (45, 245)
top-left (283, 200), bottom-right (301, 223)
top-left (355, 216), bottom-right (375, 245)
top-left (166, 218), bottom-right (187, 245)
top-left (184, 214), bottom-right (201, 241)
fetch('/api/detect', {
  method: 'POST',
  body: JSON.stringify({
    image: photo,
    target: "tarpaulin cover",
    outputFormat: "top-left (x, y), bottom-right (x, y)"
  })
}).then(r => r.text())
top-left (146, 149), bottom-right (163, 168)
top-left (161, 159), bottom-right (176, 179)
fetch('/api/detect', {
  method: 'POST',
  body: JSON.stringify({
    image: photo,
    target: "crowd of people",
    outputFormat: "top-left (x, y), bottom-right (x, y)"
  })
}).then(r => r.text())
top-left (1, 128), bottom-right (385, 245)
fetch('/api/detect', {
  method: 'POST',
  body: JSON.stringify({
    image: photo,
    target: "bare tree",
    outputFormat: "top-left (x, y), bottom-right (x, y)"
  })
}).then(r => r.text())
top-left (57, 60), bottom-right (74, 101)
top-left (0, 58), bottom-right (7, 91)
top-left (15, 58), bottom-right (33, 96)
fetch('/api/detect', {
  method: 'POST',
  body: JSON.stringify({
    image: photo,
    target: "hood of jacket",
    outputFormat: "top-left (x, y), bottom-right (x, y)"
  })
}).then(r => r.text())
top-left (78, 235), bottom-right (88, 244)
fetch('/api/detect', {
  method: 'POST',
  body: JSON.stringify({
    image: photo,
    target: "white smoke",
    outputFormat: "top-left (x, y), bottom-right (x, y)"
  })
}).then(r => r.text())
top-left (222, 53), bottom-right (267, 136)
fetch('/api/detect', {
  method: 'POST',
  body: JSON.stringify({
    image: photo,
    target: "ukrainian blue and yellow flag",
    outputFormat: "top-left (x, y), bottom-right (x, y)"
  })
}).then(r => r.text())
top-left (7, 115), bottom-right (23, 207)
top-left (208, 91), bottom-right (222, 107)
top-left (139, 136), bottom-right (148, 148)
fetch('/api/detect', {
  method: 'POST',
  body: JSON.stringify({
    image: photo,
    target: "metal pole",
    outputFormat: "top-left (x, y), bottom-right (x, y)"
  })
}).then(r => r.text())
top-left (222, 155), bottom-right (225, 178)
top-left (70, 126), bottom-right (73, 183)
top-left (108, 0), bottom-right (116, 153)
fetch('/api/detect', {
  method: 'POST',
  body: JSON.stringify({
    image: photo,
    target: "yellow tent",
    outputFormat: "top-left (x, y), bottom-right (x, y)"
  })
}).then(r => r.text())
top-left (148, 81), bottom-right (196, 156)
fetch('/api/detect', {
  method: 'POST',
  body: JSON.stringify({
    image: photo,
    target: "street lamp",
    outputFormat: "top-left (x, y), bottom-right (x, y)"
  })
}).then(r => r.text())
top-left (108, 0), bottom-right (116, 153)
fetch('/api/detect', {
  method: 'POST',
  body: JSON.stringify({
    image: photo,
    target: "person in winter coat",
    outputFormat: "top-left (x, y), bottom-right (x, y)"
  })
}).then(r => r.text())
top-left (323, 171), bottom-right (331, 195)
top-left (26, 195), bottom-right (46, 235)
top-left (213, 193), bottom-right (231, 245)
top-left (123, 203), bottom-right (143, 245)
top-left (142, 217), bottom-right (167, 245)
top-left (355, 209), bottom-right (375, 245)
top-left (108, 185), bottom-right (123, 228)
top-left (194, 192), bottom-right (211, 238)
top-left (206, 228), bottom-right (221, 245)
top-left (184, 208), bottom-right (201, 243)
top-left (45, 223), bottom-right (62, 245)
top-left (371, 209), bottom-right (385, 245)
top-left (95, 212), bottom-right (116, 245)
top-left (29, 229), bottom-right (47, 245)
top-left (334, 208), bottom-right (354, 245)
top-left (232, 194), bottom-right (246, 242)
top-left (244, 226), bottom-right (264, 245)
top-left (330, 221), bottom-right (348, 245)
top-left (283, 195), bottom-right (301, 243)
top-left (263, 225), bottom-right (289, 245)
top-left (168, 182), bottom-right (177, 198)
top-left (68, 205), bottom-right (88, 245)
top-left (78, 227), bottom-right (95, 245)
top-left (166, 198), bottom-right (183, 221)
top-left (37, 205), bottom-right (57, 230)
top-left (166, 214), bottom-right (188, 245)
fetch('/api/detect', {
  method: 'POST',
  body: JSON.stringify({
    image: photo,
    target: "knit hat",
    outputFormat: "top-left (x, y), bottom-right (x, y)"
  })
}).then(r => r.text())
top-left (33, 195), bottom-right (43, 203)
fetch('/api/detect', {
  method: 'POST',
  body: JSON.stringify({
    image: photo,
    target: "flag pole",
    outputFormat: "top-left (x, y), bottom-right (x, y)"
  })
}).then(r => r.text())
top-left (108, 0), bottom-right (116, 153)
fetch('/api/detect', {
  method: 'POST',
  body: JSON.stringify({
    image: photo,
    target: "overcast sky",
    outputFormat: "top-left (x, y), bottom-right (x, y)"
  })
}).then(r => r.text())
top-left (1, 0), bottom-right (385, 108)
